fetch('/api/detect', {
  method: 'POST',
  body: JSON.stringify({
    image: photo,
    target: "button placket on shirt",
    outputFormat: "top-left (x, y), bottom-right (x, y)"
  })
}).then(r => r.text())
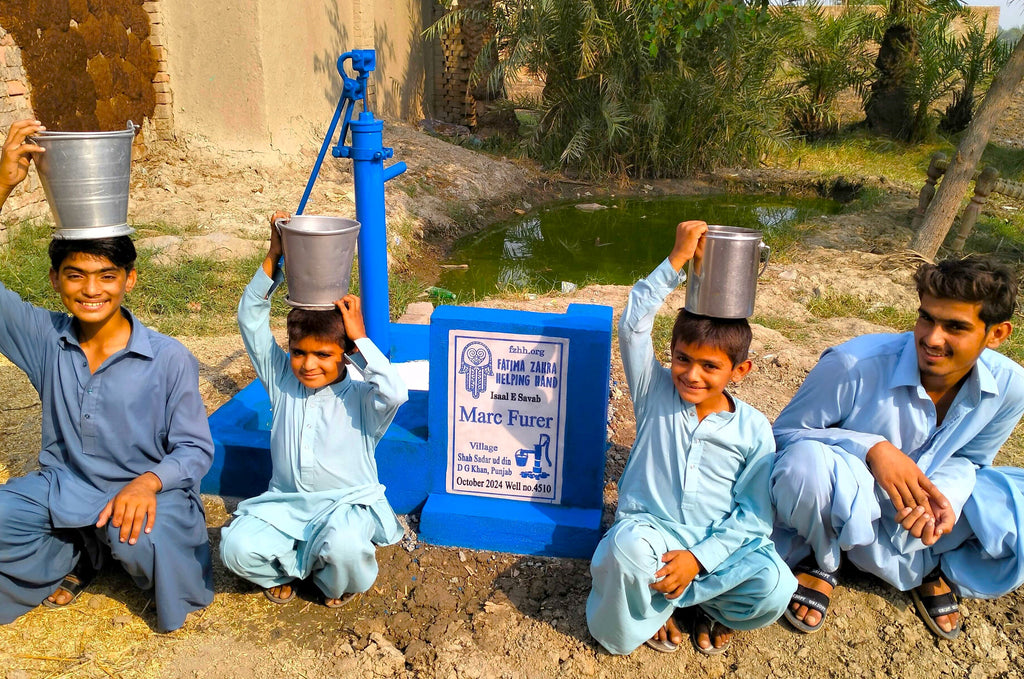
top-left (298, 396), bottom-right (319, 478)
top-left (680, 408), bottom-right (701, 510)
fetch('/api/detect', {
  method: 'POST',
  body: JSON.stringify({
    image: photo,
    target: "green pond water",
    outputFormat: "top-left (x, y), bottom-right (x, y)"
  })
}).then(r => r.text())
top-left (438, 194), bottom-right (842, 300)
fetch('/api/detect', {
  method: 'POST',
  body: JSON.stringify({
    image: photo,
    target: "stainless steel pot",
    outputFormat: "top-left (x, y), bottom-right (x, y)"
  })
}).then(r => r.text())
top-left (30, 122), bottom-right (137, 239)
top-left (276, 215), bottom-right (361, 310)
top-left (684, 225), bottom-right (770, 319)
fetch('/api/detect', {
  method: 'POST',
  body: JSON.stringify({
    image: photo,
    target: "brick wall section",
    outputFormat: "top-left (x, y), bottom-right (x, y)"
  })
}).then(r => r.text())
top-left (143, 1), bottom-right (174, 140)
top-left (0, 23), bottom-right (46, 235)
top-left (432, 1), bottom-right (488, 128)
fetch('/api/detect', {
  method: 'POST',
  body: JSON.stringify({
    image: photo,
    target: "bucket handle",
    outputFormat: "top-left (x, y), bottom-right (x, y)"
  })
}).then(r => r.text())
top-left (273, 217), bottom-right (290, 232)
top-left (758, 241), bottom-right (771, 277)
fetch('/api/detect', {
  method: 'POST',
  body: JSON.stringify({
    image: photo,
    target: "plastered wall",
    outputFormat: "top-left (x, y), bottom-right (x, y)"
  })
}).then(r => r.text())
top-left (158, 0), bottom-right (432, 153)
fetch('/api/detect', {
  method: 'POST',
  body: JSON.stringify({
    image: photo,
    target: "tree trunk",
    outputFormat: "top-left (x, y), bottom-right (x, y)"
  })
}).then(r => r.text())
top-left (911, 36), bottom-right (1024, 259)
top-left (864, 23), bottom-right (918, 140)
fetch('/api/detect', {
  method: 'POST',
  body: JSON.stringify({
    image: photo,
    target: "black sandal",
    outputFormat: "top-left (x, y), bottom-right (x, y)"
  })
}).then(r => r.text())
top-left (911, 568), bottom-right (961, 641)
top-left (41, 560), bottom-right (95, 609)
top-left (783, 557), bottom-right (838, 634)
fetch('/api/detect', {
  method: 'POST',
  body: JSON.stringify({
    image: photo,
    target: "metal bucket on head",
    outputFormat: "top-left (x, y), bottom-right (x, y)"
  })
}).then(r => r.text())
top-left (684, 225), bottom-right (770, 319)
top-left (276, 215), bottom-right (361, 310)
top-left (30, 121), bottom-right (138, 240)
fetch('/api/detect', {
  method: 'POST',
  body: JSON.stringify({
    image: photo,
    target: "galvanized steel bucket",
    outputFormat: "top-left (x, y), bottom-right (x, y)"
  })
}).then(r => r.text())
top-left (684, 225), bottom-right (770, 319)
top-left (276, 215), bottom-right (361, 309)
top-left (30, 121), bottom-right (138, 240)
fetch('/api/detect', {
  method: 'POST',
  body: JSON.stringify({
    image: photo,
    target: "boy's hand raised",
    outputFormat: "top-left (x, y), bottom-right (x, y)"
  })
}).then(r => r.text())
top-left (668, 220), bottom-right (707, 271)
top-left (336, 294), bottom-right (367, 342)
top-left (262, 210), bottom-right (289, 278)
top-left (0, 120), bottom-right (45, 200)
top-left (96, 471), bottom-right (163, 545)
top-left (651, 549), bottom-right (701, 599)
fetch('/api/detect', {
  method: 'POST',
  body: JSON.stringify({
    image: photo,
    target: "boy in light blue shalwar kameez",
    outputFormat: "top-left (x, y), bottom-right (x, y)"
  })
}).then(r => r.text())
top-left (220, 212), bottom-right (408, 607)
top-left (587, 221), bottom-right (796, 656)
top-left (772, 256), bottom-right (1024, 641)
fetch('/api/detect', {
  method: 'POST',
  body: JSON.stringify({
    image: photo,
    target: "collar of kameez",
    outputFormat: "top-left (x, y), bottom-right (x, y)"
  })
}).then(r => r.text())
top-left (307, 370), bottom-right (352, 398)
top-left (888, 332), bottom-right (996, 399)
top-left (58, 308), bottom-right (154, 359)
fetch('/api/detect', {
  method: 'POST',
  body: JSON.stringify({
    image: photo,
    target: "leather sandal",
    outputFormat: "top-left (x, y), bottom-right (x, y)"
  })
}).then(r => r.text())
top-left (263, 582), bottom-right (297, 604)
top-left (911, 568), bottom-right (961, 641)
top-left (783, 557), bottom-right (838, 634)
top-left (42, 560), bottom-right (95, 609)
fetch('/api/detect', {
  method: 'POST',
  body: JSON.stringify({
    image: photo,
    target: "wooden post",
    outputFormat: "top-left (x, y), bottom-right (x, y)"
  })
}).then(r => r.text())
top-left (951, 166), bottom-right (999, 253)
top-left (912, 152), bottom-right (947, 230)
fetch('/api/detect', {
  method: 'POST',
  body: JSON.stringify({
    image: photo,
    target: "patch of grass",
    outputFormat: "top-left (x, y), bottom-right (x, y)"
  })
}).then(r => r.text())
top-left (960, 214), bottom-right (1024, 261)
top-left (751, 314), bottom-right (810, 342)
top-left (763, 222), bottom-right (819, 264)
top-left (773, 132), bottom-right (951, 186)
top-left (806, 292), bottom-right (916, 330)
top-left (651, 314), bottom-right (675, 361)
top-left (841, 186), bottom-right (889, 212)
top-left (130, 220), bottom-right (191, 238)
top-left (0, 221), bottom-right (59, 309)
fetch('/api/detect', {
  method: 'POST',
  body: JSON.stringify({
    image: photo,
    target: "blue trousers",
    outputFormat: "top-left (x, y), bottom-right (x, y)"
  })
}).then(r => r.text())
top-left (220, 503), bottom-right (380, 599)
top-left (0, 471), bottom-right (213, 632)
top-left (586, 518), bottom-right (796, 655)
top-left (772, 440), bottom-right (1024, 598)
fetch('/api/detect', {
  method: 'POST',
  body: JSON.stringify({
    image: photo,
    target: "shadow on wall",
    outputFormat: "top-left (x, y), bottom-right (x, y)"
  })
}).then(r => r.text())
top-left (312, 1), bottom-right (350, 112)
top-left (372, 0), bottom-right (429, 121)
top-left (311, 0), bottom-right (429, 121)
top-left (0, 0), bottom-right (157, 131)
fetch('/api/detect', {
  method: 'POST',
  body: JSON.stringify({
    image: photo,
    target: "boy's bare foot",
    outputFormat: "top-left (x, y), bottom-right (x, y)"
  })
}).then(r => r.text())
top-left (644, 612), bottom-right (683, 652)
top-left (692, 611), bottom-right (733, 655)
top-left (263, 582), bottom-right (295, 604)
top-left (790, 570), bottom-right (834, 628)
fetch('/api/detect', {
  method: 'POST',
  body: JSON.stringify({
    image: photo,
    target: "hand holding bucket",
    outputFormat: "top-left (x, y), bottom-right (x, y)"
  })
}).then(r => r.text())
top-left (274, 214), bottom-right (361, 309)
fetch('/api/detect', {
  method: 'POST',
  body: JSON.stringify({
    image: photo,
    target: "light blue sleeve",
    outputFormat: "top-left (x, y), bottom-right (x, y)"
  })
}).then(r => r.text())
top-left (688, 419), bottom-right (777, 573)
top-left (353, 336), bottom-right (409, 442)
top-left (773, 348), bottom-right (887, 462)
top-left (618, 258), bottom-right (685, 420)
top-left (0, 280), bottom-right (61, 387)
top-left (951, 377), bottom-right (1024, 468)
top-left (237, 267), bottom-right (290, 399)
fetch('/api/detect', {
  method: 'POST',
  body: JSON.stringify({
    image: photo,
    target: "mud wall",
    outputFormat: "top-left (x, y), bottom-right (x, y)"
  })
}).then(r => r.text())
top-left (0, 0), bottom-right (158, 132)
top-left (158, 0), bottom-right (433, 153)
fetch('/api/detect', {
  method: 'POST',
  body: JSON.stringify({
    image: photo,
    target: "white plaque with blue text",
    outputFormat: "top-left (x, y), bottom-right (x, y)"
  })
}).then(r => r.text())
top-left (447, 329), bottom-right (569, 503)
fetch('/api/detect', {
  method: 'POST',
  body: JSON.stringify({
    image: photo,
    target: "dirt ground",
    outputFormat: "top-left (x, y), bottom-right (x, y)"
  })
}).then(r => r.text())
top-left (1, 122), bottom-right (1023, 679)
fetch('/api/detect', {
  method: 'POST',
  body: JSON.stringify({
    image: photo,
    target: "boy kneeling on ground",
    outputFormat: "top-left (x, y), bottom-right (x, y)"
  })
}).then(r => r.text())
top-left (0, 120), bottom-right (215, 633)
top-left (587, 220), bottom-right (796, 655)
top-left (220, 211), bottom-right (408, 607)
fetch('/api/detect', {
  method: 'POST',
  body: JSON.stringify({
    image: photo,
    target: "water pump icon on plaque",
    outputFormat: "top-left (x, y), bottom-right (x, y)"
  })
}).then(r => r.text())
top-left (447, 330), bottom-right (568, 504)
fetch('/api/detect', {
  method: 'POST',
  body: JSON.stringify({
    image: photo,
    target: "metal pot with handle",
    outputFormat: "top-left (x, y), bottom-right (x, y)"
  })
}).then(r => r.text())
top-left (684, 225), bottom-right (770, 319)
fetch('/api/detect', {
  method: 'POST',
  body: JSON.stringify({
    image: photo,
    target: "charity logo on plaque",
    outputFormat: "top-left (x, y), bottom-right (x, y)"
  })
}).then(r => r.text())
top-left (447, 329), bottom-right (569, 503)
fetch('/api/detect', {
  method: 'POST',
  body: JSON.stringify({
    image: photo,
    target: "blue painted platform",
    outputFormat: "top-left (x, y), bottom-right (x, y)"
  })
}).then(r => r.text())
top-left (418, 493), bottom-right (603, 558)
